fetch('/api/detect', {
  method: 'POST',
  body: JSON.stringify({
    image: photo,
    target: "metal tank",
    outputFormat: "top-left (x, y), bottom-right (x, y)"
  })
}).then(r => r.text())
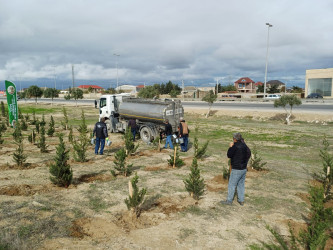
top-left (118, 98), bottom-right (184, 131)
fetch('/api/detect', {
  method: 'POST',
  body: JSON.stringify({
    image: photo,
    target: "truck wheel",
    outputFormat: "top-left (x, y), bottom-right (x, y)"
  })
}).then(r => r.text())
top-left (105, 120), bottom-right (113, 133)
top-left (140, 126), bottom-right (153, 143)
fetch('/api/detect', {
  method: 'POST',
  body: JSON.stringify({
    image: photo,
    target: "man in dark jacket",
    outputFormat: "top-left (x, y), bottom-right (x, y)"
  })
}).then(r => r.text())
top-left (163, 119), bottom-right (174, 149)
top-left (221, 132), bottom-right (251, 206)
top-left (93, 117), bottom-right (108, 155)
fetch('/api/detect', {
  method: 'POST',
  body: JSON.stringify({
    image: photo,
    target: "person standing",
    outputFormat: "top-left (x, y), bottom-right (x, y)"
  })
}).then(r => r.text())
top-left (221, 132), bottom-right (251, 206)
top-left (178, 117), bottom-right (189, 152)
top-left (163, 119), bottom-right (174, 149)
top-left (93, 117), bottom-right (108, 155)
top-left (128, 118), bottom-right (137, 141)
top-left (94, 100), bottom-right (97, 109)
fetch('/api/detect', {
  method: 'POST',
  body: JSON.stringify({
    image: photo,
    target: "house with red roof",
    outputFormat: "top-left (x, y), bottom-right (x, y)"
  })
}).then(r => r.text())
top-left (77, 85), bottom-right (104, 92)
top-left (234, 77), bottom-right (256, 93)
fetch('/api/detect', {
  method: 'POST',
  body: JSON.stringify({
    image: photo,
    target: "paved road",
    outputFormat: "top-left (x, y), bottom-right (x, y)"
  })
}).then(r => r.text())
top-left (1, 97), bottom-right (332, 113)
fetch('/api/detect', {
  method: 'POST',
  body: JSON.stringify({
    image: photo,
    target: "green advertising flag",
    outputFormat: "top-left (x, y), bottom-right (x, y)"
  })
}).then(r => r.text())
top-left (5, 80), bottom-right (18, 127)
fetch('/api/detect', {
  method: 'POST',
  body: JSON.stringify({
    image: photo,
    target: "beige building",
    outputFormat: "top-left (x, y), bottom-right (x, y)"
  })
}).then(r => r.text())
top-left (305, 68), bottom-right (333, 98)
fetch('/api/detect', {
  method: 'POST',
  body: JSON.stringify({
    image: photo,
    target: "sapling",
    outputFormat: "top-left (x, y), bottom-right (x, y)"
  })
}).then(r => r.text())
top-left (61, 107), bottom-right (69, 130)
top-left (111, 148), bottom-right (133, 177)
top-left (249, 145), bottom-right (266, 171)
top-left (193, 127), bottom-right (209, 159)
top-left (12, 120), bottom-right (22, 142)
top-left (35, 119), bottom-right (40, 133)
top-left (319, 136), bottom-right (333, 200)
top-left (40, 114), bottom-right (46, 126)
top-left (20, 119), bottom-right (28, 131)
top-left (31, 109), bottom-right (37, 125)
top-left (28, 129), bottom-right (36, 144)
top-left (124, 173), bottom-right (147, 218)
top-left (68, 125), bottom-right (73, 143)
top-left (0, 129), bottom-right (4, 144)
top-left (38, 125), bottom-right (48, 153)
top-left (18, 108), bottom-right (23, 120)
top-left (168, 145), bottom-right (184, 168)
top-left (184, 157), bottom-right (205, 200)
top-left (47, 115), bottom-right (55, 137)
top-left (124, 128), bottom-right (139, 155)
top-left (13, 138), bottom-right (27, 167)
top-left (222, 166), bottom-right (230, 180)
top-left (24, 113), bottom-right (30, 122)
top-left (49, 134), bottom-right (73, 187)
top-left (72, 110), bottom-right (89, 162)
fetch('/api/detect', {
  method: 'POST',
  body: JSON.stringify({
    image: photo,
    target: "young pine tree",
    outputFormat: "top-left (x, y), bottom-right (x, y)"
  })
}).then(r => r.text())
top-left (49, 134), bottom-right (73, 187)
top-left (193, 127), bottom-right (209, 159)
top-left (68, 125), bottom-right (73, 143)
top-left (28, 129), bottom-right (36, 144)
top-left (111, 148), bottom-right (133, 177)
top-left (250, 145), bottom-right (266, 171)
top-left (31, 109), bottom-right (37, 125)
top-left (0, 129), bottom-right (4, 144)
top-left (72, 110), bottom-right (89, 162)
top-left (168, 146), bottom-right (184, 167)
top-left (61, 107), bottom-right (69, 130)
top-left (24, 113), bottom-right (30, 123)
top-left (40, 114), bottom-right (46, 126)
top-left (18, 108), bottom-right (23, 120)
top-left (0, 101), bottom-right (5, 117)
top-left (38, 125), bottom-right (48, 153)
top-left (20, 119), bottom-right (28, 131)
top-left (13, 138), bottom-right (27, 167)
top-left (35, 119), bottom-right (40, 134)
top-left (319, 136), bottom-right (333, 200)
top-left (0, 120), bottom-right (7, 132)
top-left (124, 128), bottom-right (139, 155)
top-left (184, 157), bottom-right (205, 200)
top-left (12, 120), bottom-right (22, 142)
top-left (124, 173), bottom-right (147, 218)
top-left (47, 115), bottom-right (55, 137)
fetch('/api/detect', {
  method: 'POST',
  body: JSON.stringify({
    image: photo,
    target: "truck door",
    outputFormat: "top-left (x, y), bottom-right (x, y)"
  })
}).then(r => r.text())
top-left (99, 97), bottom-right (108, 119)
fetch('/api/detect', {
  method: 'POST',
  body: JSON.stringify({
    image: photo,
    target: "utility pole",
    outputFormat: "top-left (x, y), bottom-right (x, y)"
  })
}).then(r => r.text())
top-left (264, 23), bottom-right (273, 99)
top-left (182, 80), bottom-right (184, 101)
top-left (72, 64), bottom-right (75, 89)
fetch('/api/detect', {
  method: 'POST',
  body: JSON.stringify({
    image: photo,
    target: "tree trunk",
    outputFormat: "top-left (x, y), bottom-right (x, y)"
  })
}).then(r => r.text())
top-left (206, 104), bottom-right (212, 118)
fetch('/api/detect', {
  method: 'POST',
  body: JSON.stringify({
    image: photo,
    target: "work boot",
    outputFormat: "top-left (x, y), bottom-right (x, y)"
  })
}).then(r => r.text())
top-left (220, 200), bottom-right (232, 205)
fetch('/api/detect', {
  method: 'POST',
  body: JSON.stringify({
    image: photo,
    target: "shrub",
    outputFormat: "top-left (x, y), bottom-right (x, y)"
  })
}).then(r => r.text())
top-left (61, 107), bottom-right (69, 130)
top-left (111, 148), bottom-right (133, 177)
top-left (124, 128), bottom-right (139, 155)
top-left (28, 129), bottom-right (36, 144)
top-left (13, 138), bottom-right (27, 167)
top-left (222, 166), bottom-right (230, 180)
top-left (12, 121), bottom-right (22, 142)
top-left (49, 134), bottom-right (73, 187)
top-left (47, 115), bottom-right (55, 137)
top-left (168, 146), bottom-right (184, 168)
top-left (249, 145), bottom-right (266, 171)
top-left (38, 125), bottom-right (48, 153)
top-left (184, 158), bottom-right (205, 200)
top-left (72, 110), bottom-right (89, 162)
top-left (124, 173), bottom-right (147, 218)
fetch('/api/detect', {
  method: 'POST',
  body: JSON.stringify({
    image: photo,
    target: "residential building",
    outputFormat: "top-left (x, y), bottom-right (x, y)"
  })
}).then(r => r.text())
top-left (266, 80), bottom-right (285, 91)
top-left (77, 85), bottom-right (104, 92)
top-left (234, 77), bottom-right (256, 93)
top-left (305, 68), bottom-right (333, 98)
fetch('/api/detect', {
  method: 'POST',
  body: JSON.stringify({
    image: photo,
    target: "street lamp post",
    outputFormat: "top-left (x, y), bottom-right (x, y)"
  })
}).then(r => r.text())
top-left (264, 22), bottom-right (273, 98)
top-left (113, 53), bottom-right (120, 89)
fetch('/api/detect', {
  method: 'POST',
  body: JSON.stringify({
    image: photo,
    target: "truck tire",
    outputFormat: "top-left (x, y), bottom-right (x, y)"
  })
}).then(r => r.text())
top-left (140, 126), bottom-right (153, 143)
top-left (105, 120), bottom-right (113, 133)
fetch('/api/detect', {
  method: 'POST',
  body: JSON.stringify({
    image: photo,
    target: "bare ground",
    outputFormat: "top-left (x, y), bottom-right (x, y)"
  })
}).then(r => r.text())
top-left (0, 103), bottom-right (332, 249)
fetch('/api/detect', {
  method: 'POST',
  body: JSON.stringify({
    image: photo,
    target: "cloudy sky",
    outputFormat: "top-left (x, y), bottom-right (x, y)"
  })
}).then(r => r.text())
top-left (1, 0), bottom-right (332, 89)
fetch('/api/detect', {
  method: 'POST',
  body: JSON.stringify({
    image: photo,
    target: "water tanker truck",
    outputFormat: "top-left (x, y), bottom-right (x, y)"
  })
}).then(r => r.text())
top-left (98, 94), bottom-right (184, 143)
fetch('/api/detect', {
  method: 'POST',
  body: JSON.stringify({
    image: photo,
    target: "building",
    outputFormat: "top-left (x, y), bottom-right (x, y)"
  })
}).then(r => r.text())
top-left (77, 85), bottom-right (104, 92)
top-left (266, 80), bottom-right (286, 91)
top-left (115, 85), bottom-right (137, 94)
top-left (305, 68), bottom-right (333, 98)
top-left (234, 77), bottom-right (256, 93)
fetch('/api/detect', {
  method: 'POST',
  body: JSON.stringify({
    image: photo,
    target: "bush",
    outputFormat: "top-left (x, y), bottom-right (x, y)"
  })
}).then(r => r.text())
top-left (72, 110), bottom-right (89, 162)
top-left (111, 148), bottom-right (133, 177)
top-left (124, 128), bottom-right (139, 155)
top-left (124, 173), bottom-right (147, 218)
top-left (13, 138), bottom-right (27, 167)
top-left (47, 115), bottom-right (55, 137)
top-left (249, 145), bottom-right (266, 171)
top-left (222, 166), bottom-right (230, 180)
top-left (38, 125), bottom-right (48, 153)
top-left (184, 158), bottom-right (205, 200)
top-left (12, 121), bottom-right (22, 142)
top-left (168, 146), bottom-right (184, 168)
top-left (49, 134), bottom-right (73, 187)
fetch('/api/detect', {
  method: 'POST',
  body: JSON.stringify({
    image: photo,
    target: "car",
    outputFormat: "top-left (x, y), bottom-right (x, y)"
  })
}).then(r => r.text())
top-left (267, 94), bottom-right (281, 99)
top-left (306, 93), bottom-right (323, 99)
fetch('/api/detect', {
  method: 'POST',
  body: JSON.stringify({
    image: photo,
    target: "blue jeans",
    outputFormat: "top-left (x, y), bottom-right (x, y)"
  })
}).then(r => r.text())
top-left (164, 135), bottom-right (174, 149)
top-left (180, 136), bottom-right (188, 152)
top-left (131, 128), bottom-right (136, 141)
top-left (95, 137), bottom-right (105, 154)
top-left (227, 169), bottom-right (247, 203)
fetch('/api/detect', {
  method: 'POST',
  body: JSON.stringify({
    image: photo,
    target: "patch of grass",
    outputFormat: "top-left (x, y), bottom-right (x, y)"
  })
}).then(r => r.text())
top-left (178, 228), bottom-right (196, 240)
top-left (182, 205), bottom-right (205, 216)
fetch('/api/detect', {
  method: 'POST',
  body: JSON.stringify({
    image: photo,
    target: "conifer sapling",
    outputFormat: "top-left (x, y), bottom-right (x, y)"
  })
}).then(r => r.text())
top-left (184, 157), bottom-right (205, 200)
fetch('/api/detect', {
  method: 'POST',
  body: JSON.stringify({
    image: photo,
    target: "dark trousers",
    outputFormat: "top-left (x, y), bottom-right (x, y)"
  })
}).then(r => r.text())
top-left (95, 137), bottom-right (105, 154)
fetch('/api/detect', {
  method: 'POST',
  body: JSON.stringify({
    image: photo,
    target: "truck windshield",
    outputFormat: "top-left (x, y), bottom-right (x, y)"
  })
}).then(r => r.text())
top-left (100, 98), bottom-right (107, 108)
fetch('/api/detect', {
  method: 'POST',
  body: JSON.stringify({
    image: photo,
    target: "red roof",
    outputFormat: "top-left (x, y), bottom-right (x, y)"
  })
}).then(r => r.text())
top-left (255, 81), bottom-right (263, 86)
top-left (234, 77), bottom-right (255, 84)
top-left (137, 85), bottom-right (145, 88)
top-left (78, 85), bottom-right (103, 89)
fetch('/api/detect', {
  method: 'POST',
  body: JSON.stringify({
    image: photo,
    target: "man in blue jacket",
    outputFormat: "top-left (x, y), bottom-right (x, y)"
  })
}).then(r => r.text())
top-left (221, 132), bottom-right (251, 206)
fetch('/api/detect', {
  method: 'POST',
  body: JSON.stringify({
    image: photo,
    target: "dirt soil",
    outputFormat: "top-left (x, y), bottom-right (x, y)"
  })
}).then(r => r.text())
top-left (0, 103), bottom-right (332, 249)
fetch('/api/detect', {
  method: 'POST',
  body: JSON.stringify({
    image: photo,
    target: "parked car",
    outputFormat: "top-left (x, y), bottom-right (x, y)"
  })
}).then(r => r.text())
top-left (267, 94), bottom-right (281, 99)
top-left (306, 93), bottom-right (323, 99)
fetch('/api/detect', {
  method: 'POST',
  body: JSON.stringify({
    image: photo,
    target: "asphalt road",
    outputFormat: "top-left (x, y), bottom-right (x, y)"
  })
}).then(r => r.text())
top-left (1, 97), bottom-right (332, 113)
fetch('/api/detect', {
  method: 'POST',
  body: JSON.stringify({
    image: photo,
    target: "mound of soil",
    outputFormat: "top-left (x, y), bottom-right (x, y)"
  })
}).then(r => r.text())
top-left (0, 184), bottom-right (53, 196)
top-left (76, 173), bottom-right (113, 183)
top-left (206, 175), bottom-right (228, 192)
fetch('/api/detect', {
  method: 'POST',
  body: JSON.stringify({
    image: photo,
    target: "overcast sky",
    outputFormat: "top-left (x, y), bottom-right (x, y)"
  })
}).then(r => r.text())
top-left (1, 0), bottom-right (332, 89)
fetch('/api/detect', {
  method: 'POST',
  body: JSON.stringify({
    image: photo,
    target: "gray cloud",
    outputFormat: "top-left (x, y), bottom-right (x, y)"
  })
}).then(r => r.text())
top-left (1, 0), bottom-right (332, 88)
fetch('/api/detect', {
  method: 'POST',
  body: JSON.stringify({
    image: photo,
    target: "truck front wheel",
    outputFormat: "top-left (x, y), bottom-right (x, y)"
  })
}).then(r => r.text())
top-left (105, 120), bottom-right (113, 133)
top-left (140, 126), bottom-right (153, 143)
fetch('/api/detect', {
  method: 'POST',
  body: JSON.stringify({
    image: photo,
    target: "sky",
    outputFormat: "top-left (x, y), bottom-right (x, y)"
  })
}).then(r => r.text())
top-left (0, 0), bottom-right (333, 90)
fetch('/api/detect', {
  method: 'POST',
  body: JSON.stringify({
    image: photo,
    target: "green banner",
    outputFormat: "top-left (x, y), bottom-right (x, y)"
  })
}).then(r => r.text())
top-left (5, 80), bottom-right (18, 127)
